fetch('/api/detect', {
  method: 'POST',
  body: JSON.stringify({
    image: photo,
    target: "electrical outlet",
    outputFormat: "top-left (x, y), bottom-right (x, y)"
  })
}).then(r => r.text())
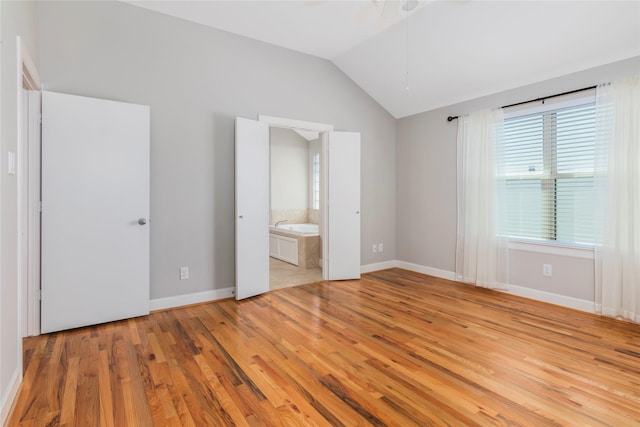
top-left (543, 264), bottom-right (552, 277)
top-left (372, 244), bottom-right (378, 253)
top-left (180, 266), bottom-right (189, 280)
top-left (378, 243), bottom-right (384, 252)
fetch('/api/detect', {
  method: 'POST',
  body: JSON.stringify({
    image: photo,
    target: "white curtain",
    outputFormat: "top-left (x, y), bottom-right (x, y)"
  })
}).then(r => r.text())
top-left (594, 74), bottom-right (640, 322)
top-left (456, 108), bottom-right (509, 289)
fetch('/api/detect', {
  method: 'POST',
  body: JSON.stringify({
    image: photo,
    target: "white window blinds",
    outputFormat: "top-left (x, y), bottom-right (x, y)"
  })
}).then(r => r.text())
top-left (502, 98), bottom-right (596, 246)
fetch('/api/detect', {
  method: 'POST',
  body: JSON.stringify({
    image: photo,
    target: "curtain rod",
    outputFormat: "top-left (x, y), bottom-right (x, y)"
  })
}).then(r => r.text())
top-left (446, 85), bottom-right (597, 122)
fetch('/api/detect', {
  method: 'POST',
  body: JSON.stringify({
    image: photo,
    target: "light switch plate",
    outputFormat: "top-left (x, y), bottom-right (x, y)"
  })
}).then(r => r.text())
top-left (7, 151), bottom-right (16, 175)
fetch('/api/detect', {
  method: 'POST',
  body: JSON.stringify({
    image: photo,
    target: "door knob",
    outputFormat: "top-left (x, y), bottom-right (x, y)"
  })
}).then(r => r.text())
top-left (138, 218), bottom-right (147, 225)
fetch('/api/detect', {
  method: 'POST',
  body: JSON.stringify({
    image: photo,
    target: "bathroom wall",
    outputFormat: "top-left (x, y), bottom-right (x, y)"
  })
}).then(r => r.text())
top-left (270, 127), bottom-right (309, 224)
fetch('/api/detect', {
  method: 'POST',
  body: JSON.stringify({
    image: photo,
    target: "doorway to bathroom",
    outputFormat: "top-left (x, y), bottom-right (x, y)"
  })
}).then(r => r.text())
top-left (235, 115), bottom-right (360, 300)
top-left (269, 126), bottom-right (323, 290)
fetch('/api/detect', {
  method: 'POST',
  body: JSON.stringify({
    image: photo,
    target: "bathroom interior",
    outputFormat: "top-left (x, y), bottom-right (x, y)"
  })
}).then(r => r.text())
top-left (269, 126), bottom-right (323, 290)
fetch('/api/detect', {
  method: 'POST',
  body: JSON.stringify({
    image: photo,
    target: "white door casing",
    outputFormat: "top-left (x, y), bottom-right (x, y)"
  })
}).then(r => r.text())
top-left (27, 90), bottom-right (41, 337)
top-left (20, 90), bottom-right (41, 337)
top-left (324, 131), bottom-right (361, 280)
top-left (235, 117), bottom-right (270, 300)
top-left (41, 91), bottom-right (150, 333)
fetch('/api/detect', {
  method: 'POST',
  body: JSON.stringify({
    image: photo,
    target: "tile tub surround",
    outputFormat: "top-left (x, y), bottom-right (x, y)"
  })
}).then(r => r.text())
top-left (270, 227), bottom-right (320, 268)
top-left (271, 209), bottom-right (309, 225)
top-left (308, 209), bottom-right (320, 224)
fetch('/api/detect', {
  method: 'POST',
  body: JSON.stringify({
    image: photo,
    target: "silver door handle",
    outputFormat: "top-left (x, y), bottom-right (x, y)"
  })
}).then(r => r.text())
top-left (138, 218), bottom-right (147, 225)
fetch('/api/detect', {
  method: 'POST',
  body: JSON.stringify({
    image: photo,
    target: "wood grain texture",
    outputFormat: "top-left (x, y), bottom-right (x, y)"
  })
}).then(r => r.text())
top-left (7, 268), bottom-right (640, 426)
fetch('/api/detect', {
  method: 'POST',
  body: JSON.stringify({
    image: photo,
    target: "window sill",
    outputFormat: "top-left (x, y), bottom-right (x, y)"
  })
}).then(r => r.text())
top-left (507, 239), bottom-right (594, 259)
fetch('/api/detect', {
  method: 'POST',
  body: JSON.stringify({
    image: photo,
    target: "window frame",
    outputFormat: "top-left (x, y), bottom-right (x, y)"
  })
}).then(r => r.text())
top-left (311, 151), bottom-right (320, 210)
top-left (501, 90), bottom-right (597, 248)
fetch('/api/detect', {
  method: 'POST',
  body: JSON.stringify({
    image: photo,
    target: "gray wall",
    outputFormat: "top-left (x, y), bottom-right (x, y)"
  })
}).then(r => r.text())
top-left (0, 0), bottom-right (38, 418)
top-left (397, 56), bottom-right (640, 301)
top-left (37, 1), bottom-right (397, 300)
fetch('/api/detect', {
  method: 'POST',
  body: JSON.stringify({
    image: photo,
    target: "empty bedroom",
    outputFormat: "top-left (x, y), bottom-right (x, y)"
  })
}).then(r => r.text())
top-left (0, 1), bottom-right (638, 426)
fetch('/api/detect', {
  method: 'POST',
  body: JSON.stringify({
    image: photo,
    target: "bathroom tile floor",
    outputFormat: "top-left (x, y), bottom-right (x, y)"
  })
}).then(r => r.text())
top-left (269, 257), bottom-right (323, 290)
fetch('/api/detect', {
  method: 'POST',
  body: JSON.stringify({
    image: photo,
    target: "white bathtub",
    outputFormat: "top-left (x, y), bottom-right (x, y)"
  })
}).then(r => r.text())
top-left (269, 223), bottom-right (321, 268)
top-left (270, 223), bottom-right (319, 236)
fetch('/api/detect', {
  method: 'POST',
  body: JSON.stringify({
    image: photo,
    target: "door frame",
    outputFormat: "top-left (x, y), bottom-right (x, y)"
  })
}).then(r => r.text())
top-left (258, 115), bottom-right (334, 280)
top-left (17, 36), bottom-right (41, 337)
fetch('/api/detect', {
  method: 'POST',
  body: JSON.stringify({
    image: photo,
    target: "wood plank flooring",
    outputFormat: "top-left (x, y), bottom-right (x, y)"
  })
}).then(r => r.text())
top-left (7, 268), bottom-right (640, 426)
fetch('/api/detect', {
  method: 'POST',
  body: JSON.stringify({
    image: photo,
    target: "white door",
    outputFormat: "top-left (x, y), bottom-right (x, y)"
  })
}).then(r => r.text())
top-left (235, 117), bottom-right (269, 299)
top-left (41, 91), bottom-right (150, 334)
top-left (325, 131), bottom-right (361, 280)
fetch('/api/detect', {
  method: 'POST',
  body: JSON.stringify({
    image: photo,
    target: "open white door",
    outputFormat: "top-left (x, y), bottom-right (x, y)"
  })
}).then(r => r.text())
top-left (235, 117), bottom-right (269, 299)
top-left (41, 92), bottom-right (150, 333)
top-left (324, 131), bottom-right (361, 280)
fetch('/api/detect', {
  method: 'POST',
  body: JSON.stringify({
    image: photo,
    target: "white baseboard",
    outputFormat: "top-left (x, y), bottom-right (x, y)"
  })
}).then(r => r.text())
top-left (499, 284), bottom-right (595, 314)
top-left (395, 261), bottom-right (457, 281)
top-left (0, 369), bottom-right (21, 426)
top-left (361, 260), bottom-right (397, 273)
top-left (391, 260), bottom-right (595, 314)
top-left (150, 287), bottom-right (234, 311)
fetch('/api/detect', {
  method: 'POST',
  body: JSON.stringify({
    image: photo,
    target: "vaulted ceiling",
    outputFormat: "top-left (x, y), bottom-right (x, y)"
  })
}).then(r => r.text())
top-left (127, 1), bottom-right (640, 118)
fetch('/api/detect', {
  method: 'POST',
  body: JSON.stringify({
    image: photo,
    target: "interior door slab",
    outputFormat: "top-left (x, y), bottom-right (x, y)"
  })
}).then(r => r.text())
top-left (41, 91), bottom-right (150, 333)
top-left (326, 131), bottom-right (361, 280)
top-left (235, 117), bottom-right (270, 299)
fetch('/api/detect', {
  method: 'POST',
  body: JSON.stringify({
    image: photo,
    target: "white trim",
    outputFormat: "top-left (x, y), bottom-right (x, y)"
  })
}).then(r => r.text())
top-left (20, 41), bottom-right (40, 89)
top-left (390, 260), bottom-right (595, 314)
top-left (508, 240), bottom-right (594, 259)
top-left (17, 37), bottom-right (42, 341)
top-left (149, 287), bottom-right (234, 311)
top-left (361, 260), bottom-right (397, 273)
top-left (395, 261), bottom-right (457, 281)
top-left (26, 90), bottom-right (41, 336)
top-left (258, 115), bottom-right (333, 132)
top-left (499, 284), bottom-right (595, 314)
top-left (321, 132), bottom-right (329, 280)
top-left (18, 88), bottom-right (27, 338)
top-left (0, 368), bottom-right (21, 426)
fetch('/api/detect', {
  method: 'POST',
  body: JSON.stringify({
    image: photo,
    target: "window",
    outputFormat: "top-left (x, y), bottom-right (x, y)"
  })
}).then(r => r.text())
top-left (312, 152), bottom-right (320, 210)
top-left (502, 99), bottom-right (596, 246)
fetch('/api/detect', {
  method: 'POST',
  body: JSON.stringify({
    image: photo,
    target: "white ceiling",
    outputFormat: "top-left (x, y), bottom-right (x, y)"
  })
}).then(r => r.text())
top-left (127, 1), bottom-right (640, 118)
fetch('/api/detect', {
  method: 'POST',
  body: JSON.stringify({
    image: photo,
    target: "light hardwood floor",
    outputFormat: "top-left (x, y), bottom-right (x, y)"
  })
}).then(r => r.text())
top-left (7, 269), bottom-right (640, 426)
